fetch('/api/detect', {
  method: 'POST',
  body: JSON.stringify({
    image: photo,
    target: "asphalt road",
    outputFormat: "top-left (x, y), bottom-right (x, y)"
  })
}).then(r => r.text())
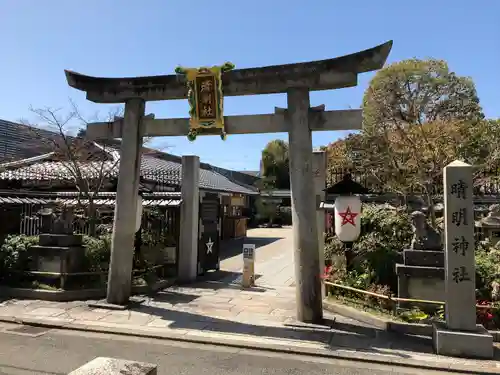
top-left (0, 322), bottom-right (465, 375)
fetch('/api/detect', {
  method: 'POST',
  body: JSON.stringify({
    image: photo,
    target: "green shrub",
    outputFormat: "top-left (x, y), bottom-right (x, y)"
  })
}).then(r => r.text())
top-left (324, 204), bottom-right (412, 293)
top-left (366, 283), bottom-right (394, 310)
top-left (399, 308), bottom-right (430, 323)
top-left (325, 202), bottom-right (500, 315)
top-left (324, 234), bottom-right (344, 262)
top-left (475, 247), bottom-right (500, 300)
top-left (343, 270), bottom-right (371, 290)
top-left (82, 234), bottom-right (112, 272)
top-left (141, 231), bottom-right (176, 248)
top-left (327, 270), bottom-right (370, 299)
top-left (0, 235), bottom-right (38, 278)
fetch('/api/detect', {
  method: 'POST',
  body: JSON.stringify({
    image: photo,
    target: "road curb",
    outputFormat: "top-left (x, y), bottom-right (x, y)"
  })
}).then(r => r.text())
top-left (0, 315), bottom-right (498, 374)
top-left (0, 279), bottom-right (175, 302)
top-left (323, 299), bottom-right (500, 342)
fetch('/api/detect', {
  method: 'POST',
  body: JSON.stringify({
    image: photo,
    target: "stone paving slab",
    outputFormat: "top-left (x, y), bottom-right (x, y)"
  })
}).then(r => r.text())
top-left (220, 227), bottom-right (295, 287)
top-left (0, 281), bottom-right (377, 340)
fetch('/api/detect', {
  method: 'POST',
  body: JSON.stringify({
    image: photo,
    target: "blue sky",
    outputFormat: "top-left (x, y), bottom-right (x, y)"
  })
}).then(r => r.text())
top-left (1, 1), bottom-right (498, 171)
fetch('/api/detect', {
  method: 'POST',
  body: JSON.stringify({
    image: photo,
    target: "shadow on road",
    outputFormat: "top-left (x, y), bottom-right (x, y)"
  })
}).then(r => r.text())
top-left (0, 364), bottom-right (64, 375)
top-left (190, 270), bottom-right (264, 287)
top-left (130, 284), bottom-right (474, 360)
top-left (175, 279), bottom-right (275, 293)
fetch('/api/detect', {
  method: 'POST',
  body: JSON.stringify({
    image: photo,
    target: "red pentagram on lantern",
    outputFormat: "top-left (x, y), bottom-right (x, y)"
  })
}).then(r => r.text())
top-left (338, 206), bottom-right (358, 226)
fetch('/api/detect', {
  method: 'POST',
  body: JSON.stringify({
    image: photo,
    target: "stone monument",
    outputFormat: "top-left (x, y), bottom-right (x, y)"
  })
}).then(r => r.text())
top-left (29, 206), bottom-right (85, 289)
top-left (396, 210), bottom-right (445, 308)
top-left (409, 211), bottom-right (442, 251)
top-left (476, 204), bottom-right (500, 247)
top-left (432, 160), bottom-right (493, 359)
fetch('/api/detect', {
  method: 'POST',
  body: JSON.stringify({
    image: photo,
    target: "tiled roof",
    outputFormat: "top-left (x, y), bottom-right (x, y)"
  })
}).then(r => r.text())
top-left (0, 119), bottom-right (258, 195)
top-left (260, 189), bottom-right (291, 198)
top-left (141, 155), bottom-right (258, 194)
top-left (0, 145), bottom-right (257, 195)
top-left (53, 191), bottom-right (181, 198)
top-left (141, 155), bottom-right (181, 185)
top-left (0, 191), bottom-right (181, 207)
top-left (0, 160), bottom-right (118, 181)
top-left (209, 166), bottom-right (260, 188)
top-left (0, 119), bottom-right (57, 163)
top-left (93, 143), bottom-right (258, 194)
top-left (238, 170), bottom-right (261, 178)
top-left (198, 168), bottom-right (257, 195)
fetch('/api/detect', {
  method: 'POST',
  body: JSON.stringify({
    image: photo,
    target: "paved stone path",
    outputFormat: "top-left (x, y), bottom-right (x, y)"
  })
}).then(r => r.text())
top-left (219, 227), bottom-right (295, 287)
top-left (0, 282), bottom-right (369, 347)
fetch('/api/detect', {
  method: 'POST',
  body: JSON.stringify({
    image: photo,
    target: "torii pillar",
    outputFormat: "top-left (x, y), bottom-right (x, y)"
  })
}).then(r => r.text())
top-left (312, 149), bottom-right (327, 298)
top-left (107, 98), bottom-right (144, 304)
top-left (286, 88), bottom-right (322, 321)
top-left (64, 40), bottom-right (392, 321)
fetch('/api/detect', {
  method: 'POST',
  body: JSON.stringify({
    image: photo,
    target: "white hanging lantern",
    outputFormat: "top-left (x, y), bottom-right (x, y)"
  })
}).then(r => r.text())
top-left (334, 195), bottom-right (361, 242)
top-left (135, 195), bottom-right (143, 232)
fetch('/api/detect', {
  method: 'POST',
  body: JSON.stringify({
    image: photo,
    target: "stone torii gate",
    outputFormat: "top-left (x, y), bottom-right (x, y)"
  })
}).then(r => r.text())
top-left (65, 40), bottom-right (392, 324)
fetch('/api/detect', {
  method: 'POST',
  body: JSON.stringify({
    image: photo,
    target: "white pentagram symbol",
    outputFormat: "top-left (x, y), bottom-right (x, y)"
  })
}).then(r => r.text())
top-left (206, 237), bottom-right (214, 254)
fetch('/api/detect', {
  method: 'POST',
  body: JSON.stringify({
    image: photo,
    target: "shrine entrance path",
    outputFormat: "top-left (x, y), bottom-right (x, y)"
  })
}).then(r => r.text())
top-left (218, 227), bottom-right (295, 287)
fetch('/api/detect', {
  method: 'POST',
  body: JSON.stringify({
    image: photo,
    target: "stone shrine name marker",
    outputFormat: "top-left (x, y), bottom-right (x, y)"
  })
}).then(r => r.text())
top-left (443, 161), bottom-right (476, 330)
top-left (433, 160), bottom-right (493, 358)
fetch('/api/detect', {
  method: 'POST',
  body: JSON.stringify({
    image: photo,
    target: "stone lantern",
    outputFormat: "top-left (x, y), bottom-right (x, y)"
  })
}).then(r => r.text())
top-left (475, 204), bottom-right (500, 247)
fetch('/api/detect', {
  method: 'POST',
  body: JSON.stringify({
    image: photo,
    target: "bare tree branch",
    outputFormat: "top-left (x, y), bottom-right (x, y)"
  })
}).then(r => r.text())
top-left (19, 101), bottom-right (129, 236)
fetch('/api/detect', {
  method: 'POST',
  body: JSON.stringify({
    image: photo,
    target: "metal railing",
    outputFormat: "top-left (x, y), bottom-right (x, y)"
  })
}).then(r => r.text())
top-left (324, 280), bottom-right (494, 310)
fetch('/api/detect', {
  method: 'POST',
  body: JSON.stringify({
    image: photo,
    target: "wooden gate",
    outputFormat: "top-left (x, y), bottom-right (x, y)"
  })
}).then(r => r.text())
top-left (198, 192), bottom-right (220, 274)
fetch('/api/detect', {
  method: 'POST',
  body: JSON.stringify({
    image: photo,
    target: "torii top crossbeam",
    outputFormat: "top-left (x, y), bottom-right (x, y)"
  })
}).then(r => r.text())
top-left (65, 41), bottom-right (392, 104)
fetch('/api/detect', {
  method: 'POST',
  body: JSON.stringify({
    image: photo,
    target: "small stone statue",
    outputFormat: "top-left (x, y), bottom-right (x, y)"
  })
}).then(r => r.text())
top-left (52, 207), bottom-right (74, 235)
top-left (37, 207), bottom-right (55, 234)
top-left (480, 204), bottom-right (500, 227)
top-left (410, 211), bottom-right (442, 251)
top-left (406, 196), bottom-right (426, 213)
top-left (492, 281), bottom-right (500, 302)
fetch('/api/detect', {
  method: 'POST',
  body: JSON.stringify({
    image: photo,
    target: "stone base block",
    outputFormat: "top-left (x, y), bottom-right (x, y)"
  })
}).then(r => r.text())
top-left (39, 234), bottom-right (83, 247)
top-left (28, 245), bottom-right (85, 274)
top-left (397, 264), bottom-right (445, 310)
top-left (403, 249), bottom-right (444, 267)
top-left (396, 263), bottom-right (444, 279)
top-left (432, 321), bottom-right (493, 359)
top-left (69, 357), bottom-right (157, 374)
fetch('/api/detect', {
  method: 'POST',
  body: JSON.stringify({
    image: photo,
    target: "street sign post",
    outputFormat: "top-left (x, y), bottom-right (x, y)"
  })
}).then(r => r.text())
top-left (242, 244), bottom-right (255, 288)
